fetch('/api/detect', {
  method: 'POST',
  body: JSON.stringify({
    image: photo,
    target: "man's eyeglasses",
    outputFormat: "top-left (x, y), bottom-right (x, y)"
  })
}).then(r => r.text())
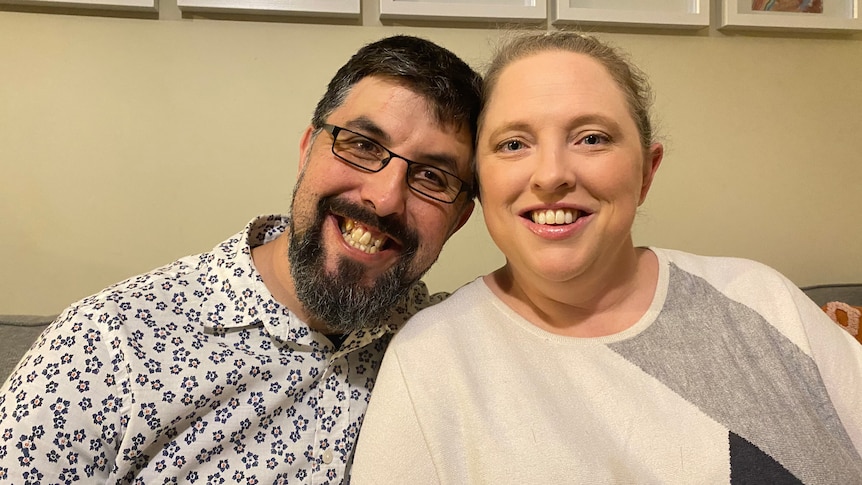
top-left (321, 124), bottom-right (470, 204)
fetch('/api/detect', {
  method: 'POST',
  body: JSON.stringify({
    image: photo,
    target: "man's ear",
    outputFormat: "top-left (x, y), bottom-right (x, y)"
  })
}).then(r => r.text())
top-left (448, 199), bottom-right (475, 237)
top-left (298, 125), bottom-right (315, 173)
top-left (639, 142), bottom-right (663, 205)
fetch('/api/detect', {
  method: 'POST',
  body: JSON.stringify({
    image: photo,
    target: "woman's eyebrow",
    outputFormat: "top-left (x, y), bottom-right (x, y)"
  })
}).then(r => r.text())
top-left (566, 113), bottom-right (622, 132)
top-left (486, 113), bottom-right (622, 134)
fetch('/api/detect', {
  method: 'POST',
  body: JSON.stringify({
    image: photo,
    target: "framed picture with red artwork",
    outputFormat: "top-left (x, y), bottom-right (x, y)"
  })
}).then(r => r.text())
top-left (721, 0), bottom-right (861, 31)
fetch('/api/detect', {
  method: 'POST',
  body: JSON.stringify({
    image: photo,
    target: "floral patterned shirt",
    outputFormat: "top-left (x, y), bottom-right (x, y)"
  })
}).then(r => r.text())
top-left (0, 215), bottom-right (444, 484)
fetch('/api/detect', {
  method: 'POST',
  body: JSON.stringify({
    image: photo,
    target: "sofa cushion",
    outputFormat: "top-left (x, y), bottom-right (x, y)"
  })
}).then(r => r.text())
top-left (801, 284), bottom-right (862, 307)
top-left (0, 315), bottom-right (54, 385)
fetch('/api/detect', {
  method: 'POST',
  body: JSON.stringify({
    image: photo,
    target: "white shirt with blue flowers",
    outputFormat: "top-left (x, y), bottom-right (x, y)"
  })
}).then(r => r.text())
top-left (0, 214), bottom-right (443, 484)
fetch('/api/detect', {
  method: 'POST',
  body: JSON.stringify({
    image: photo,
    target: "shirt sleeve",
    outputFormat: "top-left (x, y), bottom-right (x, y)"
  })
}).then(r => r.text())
top-left (0, 308), bottom-right (125, 483)
top-left (350, 346), bottom-right (439, 485)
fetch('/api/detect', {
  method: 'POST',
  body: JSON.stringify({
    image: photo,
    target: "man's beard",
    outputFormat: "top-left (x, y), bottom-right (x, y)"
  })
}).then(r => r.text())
top-left (288, 195), bottom-right (423, 334)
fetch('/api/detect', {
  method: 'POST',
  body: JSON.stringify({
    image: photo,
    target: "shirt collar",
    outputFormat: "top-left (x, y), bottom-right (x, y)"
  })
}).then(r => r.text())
top-left (198, 215), bottom-right (398, 348)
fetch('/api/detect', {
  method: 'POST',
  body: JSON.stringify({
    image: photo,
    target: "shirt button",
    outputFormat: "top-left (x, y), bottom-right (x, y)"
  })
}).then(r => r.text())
top-left (322, 449), bottom-right (334, 464)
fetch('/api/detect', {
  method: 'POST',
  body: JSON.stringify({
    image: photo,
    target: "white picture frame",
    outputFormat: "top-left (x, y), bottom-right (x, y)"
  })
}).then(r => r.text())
top-left (721, 0), bottom-right (861, 31)
top-left (379, 0), bottom-right (547, 22)
top-left (0, 0), bottom-right (154, 10)
top-left (552, 0), bottom-right (710, 28)
top-left (176, 0), bottom-right (359, 17)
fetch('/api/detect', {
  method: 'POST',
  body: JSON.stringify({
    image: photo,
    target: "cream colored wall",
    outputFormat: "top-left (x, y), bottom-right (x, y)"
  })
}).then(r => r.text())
top-left (1, 7), bottom-right (861, 316)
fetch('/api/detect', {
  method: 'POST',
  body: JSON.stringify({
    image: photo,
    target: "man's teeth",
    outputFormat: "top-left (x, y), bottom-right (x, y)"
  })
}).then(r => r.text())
top-left (341, 219), bottom-right (385, 254)
top-left (531, 209), bottom-right (578, 225)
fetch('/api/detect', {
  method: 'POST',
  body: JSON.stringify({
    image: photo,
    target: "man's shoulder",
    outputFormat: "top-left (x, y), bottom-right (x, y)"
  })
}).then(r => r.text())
top-left (72, 252), bottom-right (208, 313)
top-left (71, 216), bottom-right (282, 314)
top-left (62, 218), bottom-right (270, 323)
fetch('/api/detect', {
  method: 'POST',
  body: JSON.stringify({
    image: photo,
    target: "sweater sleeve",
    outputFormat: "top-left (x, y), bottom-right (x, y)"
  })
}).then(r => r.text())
top-left (350, 346), bottom-right (440, 485)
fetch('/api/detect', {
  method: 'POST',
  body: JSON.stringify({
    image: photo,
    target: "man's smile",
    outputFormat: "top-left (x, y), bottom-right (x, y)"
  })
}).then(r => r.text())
top-left (340, 218), bottom-right (389, 255)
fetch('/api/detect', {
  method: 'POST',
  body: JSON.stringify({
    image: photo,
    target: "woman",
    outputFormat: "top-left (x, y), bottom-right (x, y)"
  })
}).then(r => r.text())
top-left (351, 32), bottom-right (862, 484)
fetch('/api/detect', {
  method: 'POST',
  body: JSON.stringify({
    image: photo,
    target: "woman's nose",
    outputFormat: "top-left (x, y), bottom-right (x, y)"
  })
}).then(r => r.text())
top-left (529, 146), bottom-right (576, 193)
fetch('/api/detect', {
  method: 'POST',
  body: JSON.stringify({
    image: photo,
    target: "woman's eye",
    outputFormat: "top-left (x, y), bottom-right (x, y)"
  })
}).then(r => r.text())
top-left (581, 134), bottom-right (608, 145)
top-left (499, 140), bottom-right (524, 152)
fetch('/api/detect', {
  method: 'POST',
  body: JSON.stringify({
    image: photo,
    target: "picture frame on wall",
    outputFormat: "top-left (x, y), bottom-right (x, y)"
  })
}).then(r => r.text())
top-left (720, 0), bottom-right (862, 31)
top-left (0, 0), bottom-right (154, 11)
top-left (176, 0), bottom-right (360, 17)
top-left (378, 0), bottom-right (547, 22)
top-left (552, 0), bottom-right (710, 29)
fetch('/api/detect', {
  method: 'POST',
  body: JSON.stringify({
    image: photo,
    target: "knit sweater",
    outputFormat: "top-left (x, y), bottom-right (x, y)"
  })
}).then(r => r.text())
top-left (352, 248), bottom-right (862, 484)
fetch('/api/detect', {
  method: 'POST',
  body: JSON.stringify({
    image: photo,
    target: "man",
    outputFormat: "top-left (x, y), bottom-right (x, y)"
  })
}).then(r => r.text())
top-left (0, 35), bottom-right (480, 484)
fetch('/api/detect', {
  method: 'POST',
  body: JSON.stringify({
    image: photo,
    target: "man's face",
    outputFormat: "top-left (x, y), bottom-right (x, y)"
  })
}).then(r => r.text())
top-left (288, 76), bottom-right (474, 332)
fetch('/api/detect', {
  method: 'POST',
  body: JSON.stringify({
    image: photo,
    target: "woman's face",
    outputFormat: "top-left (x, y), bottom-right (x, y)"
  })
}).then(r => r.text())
top-left (477, 50), bottom-right (662, 284)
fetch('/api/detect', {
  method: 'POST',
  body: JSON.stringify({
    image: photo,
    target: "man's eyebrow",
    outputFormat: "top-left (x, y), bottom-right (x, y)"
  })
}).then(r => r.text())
top-left (344, 117), bottom-right (389, 144)
top-left (416, 152), bottom-right (461, 175)
top-left (344, 116), bottom-right (463, 174)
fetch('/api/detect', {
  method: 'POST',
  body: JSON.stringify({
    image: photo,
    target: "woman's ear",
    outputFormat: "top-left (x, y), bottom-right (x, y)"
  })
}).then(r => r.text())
top-left (639, 143), bottom-right (664, 205)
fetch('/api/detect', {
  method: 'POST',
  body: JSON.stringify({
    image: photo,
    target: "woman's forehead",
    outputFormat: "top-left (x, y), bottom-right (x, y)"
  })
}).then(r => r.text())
top-left (481, 51), bottom-right (632, 130)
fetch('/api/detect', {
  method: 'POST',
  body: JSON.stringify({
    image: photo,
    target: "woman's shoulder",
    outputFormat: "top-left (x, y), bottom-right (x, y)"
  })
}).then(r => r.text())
top-left (650, 247), bottom-right (806, 312)
top-left (651, 247), bottom-right (787, 280)
top-left (391, 277), bottom-right (494, 343)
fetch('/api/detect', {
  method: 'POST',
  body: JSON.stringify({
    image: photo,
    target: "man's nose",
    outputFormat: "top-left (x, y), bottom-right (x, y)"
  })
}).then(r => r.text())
top-left (359, 158), bottom-right (411, 217)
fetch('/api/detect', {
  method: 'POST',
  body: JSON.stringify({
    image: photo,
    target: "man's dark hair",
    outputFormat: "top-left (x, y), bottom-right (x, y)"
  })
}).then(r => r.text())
top-left (311, 35), bottom-right (482, 145)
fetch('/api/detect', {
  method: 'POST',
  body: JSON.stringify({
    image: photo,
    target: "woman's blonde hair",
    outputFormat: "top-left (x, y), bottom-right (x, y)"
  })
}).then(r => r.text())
top-left (480, 31), bottom-right (656, 150)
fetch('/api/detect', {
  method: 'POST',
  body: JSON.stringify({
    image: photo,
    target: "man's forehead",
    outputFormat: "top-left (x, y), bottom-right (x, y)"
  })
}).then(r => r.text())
top-left (337, 77), bottom-right (428, 122)
top-left (338, 76), bottom-right (470, 136)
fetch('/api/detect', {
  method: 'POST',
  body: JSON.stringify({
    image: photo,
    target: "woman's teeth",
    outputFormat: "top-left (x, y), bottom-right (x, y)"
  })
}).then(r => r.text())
top-left (341, 219), bottom-right (385, 254)
top-left (531, 209), bottom-right (578, 225)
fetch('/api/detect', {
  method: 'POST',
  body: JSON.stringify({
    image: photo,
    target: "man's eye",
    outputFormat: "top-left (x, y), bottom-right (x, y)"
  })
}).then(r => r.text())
top-left (339, 135), bottom-right (383, 160)
top-left (353, 139), bottom-right (380, 154)
top-left (412, 166), bottom-right (449, 191)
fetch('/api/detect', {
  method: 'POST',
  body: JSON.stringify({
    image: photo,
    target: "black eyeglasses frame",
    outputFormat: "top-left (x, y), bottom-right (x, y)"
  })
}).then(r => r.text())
top-left (321, 123), bottom-right (471, 204)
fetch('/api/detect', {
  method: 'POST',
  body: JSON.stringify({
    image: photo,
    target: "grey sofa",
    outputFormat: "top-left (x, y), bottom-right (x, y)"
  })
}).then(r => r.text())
top-left (3, 284), bottom-right (862, 385)
top-left (1, 314), bottom-right (54, 385)
top-left (798, 283), bottom-right (862, 307)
